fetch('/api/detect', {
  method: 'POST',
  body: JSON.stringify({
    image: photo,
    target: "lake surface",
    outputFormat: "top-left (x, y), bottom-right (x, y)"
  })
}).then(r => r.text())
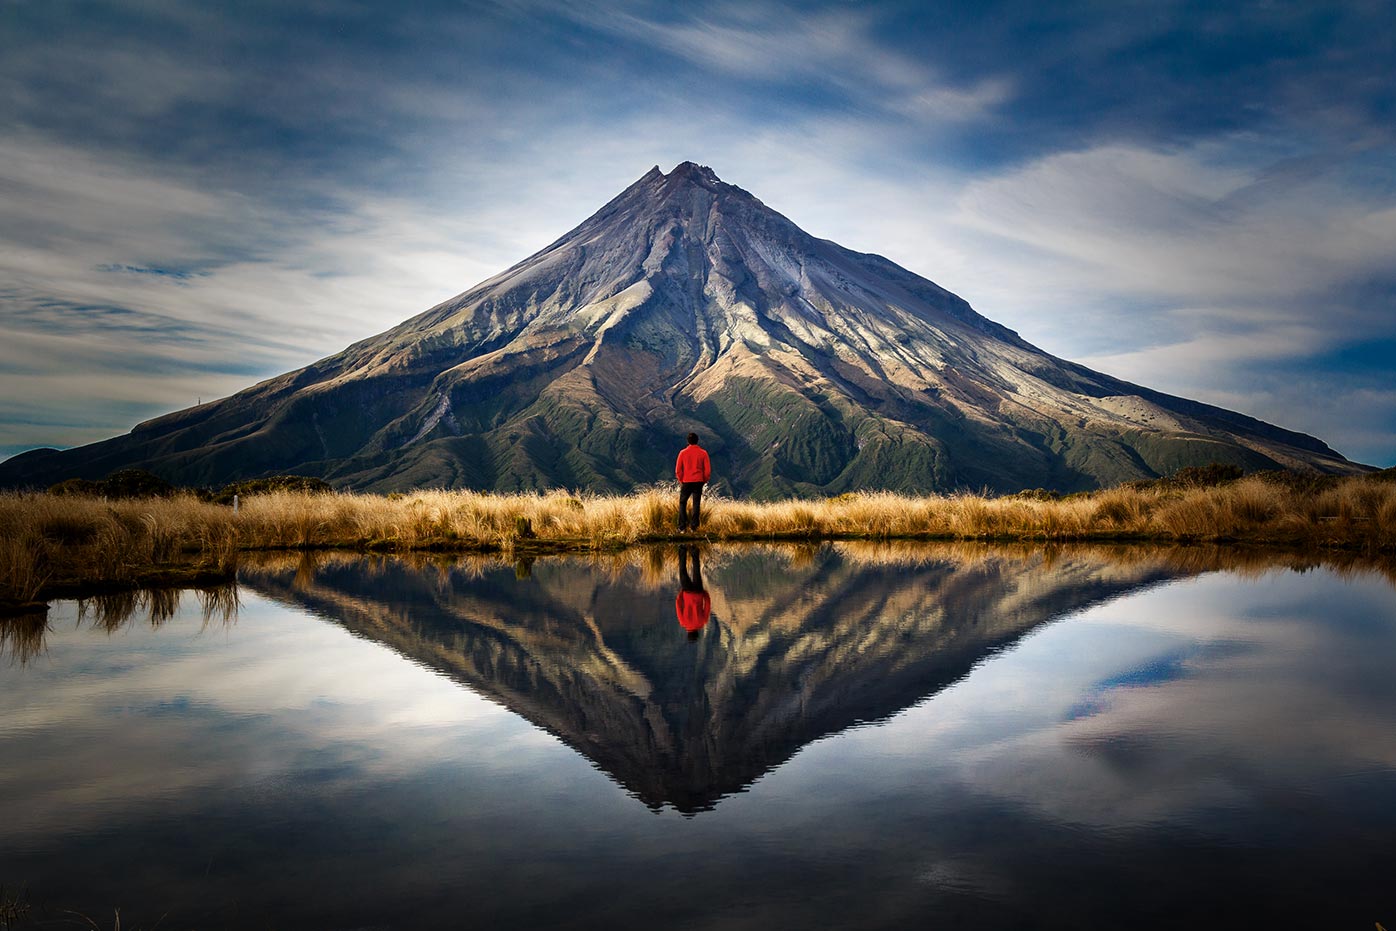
top-left (2, 544), bottom-right (1394, 929)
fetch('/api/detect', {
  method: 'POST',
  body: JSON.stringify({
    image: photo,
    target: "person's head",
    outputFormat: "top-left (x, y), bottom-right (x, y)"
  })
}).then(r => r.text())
top-left (686, 432), bottom-right (699, 446)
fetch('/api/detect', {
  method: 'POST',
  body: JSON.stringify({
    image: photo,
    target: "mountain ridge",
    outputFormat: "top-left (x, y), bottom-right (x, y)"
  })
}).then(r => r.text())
top-left (0, 161), bottom-right (1367, 495)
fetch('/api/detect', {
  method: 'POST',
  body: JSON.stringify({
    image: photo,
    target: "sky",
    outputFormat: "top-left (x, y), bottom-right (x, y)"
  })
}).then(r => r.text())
top-left (1, 0), bottom-right (1394, 466)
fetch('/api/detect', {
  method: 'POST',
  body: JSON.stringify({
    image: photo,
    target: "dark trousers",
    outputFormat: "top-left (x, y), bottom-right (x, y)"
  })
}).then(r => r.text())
top-left (678, 482), bottom-right (704, 531)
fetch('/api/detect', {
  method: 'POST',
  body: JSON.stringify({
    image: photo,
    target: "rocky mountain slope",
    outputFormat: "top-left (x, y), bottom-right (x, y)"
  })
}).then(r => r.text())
top-left (0, 161), bottom-right (1366, 495)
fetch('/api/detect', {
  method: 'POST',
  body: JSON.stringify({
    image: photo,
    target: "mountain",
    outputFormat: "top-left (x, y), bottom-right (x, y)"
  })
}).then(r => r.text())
top-left (238, 545), bottom-right (1187, 813)
top-left (0, 161), bottom-right (1367, 495)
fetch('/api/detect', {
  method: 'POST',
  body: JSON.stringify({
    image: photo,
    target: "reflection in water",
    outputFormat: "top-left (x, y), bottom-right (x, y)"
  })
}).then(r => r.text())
top-left (1, 585), bottom-right (238, 665)
top-left (236, 544), bottom-right (1193, 813)
top-left (4, 545), bottom-right (1395, 929)
top-left (77, 584), bottom-right (240, 630)
top-left (0, 610), bottom-right (47, 666)
top-left (675, 546), bottom-right (710, 639)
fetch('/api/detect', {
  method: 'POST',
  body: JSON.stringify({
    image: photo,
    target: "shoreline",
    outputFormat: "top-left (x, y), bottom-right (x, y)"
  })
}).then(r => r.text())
top-left (3, 470), bottom-right (1395, 614)
top-left (6, 532), bottom-right (1396, 619)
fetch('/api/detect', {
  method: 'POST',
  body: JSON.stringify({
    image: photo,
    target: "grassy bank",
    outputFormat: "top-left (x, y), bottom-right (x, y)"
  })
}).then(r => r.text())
top-left (3, 471), bottom-right (1396, 610)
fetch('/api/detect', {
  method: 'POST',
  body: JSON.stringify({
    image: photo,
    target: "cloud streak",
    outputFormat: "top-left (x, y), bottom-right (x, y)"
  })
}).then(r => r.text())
top-left (1, 0), bottom-right (1393, 465)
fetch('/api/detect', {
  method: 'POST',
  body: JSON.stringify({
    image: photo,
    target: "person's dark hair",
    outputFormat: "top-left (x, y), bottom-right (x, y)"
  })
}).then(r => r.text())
top-left (686, 432), bottom-right (699, 445)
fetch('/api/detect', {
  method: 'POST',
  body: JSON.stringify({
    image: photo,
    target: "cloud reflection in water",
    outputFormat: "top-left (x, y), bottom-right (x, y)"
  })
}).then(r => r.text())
top-left (0, 543), bottom-right (1392, 929)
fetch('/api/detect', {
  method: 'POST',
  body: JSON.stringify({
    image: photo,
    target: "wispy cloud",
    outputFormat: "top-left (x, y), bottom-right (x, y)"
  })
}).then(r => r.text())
top-left (0, 134), bottom-right (519, 456)
top-left (955, 142), bottom-right (1396, 302)
top-left (0, 0), bottom-right (1392, 465)
top-left (914, 139), bottom-right (1396, 461)
top-left (586, 1), bottom-right (1012, 123)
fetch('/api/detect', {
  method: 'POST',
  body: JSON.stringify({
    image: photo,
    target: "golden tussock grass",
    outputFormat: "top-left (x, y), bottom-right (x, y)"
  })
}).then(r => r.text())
top-left (3, 473), bottom-right (1396, 607)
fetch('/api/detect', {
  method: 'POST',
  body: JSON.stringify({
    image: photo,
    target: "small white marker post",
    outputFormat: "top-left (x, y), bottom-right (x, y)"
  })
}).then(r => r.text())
top-left (233, 494), bottom-right (239, 514)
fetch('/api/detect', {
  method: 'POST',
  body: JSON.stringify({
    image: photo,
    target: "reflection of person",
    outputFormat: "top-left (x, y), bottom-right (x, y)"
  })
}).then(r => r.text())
top-left (675, 545), bottom-right (711, 641)
top-left (675, 432), bottom-right (711, 533)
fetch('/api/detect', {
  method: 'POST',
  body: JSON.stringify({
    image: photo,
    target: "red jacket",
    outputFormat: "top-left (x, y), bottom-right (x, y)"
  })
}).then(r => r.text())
top-left (675, 445), bottom-right (711, 483)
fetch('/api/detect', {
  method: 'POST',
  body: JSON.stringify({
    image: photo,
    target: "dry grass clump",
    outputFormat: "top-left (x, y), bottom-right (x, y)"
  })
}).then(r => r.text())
top-left (230, 487), bottom-right (682, 549)
top-left (1144, 474), bottom-right (1396, 546)
top-left (0, 492), bottom-right (238, 610)
top-left (4, 471), bottom-right (1396, 609)
top-left (0, 531), bottom-right (47, 606)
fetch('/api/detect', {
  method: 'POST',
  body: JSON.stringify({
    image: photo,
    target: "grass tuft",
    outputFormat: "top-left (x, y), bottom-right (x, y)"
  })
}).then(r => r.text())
top-left (4, 471), bottom-right (1396, 609)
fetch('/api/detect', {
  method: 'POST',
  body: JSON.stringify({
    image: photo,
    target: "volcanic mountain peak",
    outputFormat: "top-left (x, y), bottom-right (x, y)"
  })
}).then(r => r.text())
top-left (0, 162), bottom-right (1367, 495)
top-left (654, 159), bottom-right (722, 188)
top-left (666, 158), bottom-right (716, 177)
top-left (384, 160), bottom-right (1006, 395)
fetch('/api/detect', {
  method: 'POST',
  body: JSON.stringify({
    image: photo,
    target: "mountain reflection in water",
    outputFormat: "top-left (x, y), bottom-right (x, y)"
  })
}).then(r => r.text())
top-left (236, 543), bottom-right (1196, 813)
top-left (6, 543), bottom-right (1396, 929)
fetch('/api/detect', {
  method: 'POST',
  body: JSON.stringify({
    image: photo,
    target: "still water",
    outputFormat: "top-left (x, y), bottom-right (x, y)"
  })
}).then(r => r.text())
top-left (1, 544), bottom-right (1394, 929)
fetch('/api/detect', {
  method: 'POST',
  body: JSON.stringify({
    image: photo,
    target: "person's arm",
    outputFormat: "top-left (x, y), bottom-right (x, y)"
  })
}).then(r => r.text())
top-left (701, 450), bottom-right (711, 482)
top-left (676, 451), bottom-right (683, 482)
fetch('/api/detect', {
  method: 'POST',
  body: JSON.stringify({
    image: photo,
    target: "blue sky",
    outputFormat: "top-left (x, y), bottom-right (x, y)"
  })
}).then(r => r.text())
top-left (2, 0), bottom-right (1394, 465)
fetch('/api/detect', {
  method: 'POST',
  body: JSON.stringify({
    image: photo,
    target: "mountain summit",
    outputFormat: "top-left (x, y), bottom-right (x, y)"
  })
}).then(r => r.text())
top-left (1, 162), bottom-right (1365, 494)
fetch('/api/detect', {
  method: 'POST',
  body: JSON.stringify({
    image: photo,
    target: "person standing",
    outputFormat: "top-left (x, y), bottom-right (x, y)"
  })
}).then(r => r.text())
top-left (675, 432), bottom-right (711, 532)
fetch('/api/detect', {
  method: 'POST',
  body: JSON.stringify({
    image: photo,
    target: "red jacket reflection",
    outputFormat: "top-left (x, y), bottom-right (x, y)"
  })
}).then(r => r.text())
top-left (675, 589), bottom-right (711, 632)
